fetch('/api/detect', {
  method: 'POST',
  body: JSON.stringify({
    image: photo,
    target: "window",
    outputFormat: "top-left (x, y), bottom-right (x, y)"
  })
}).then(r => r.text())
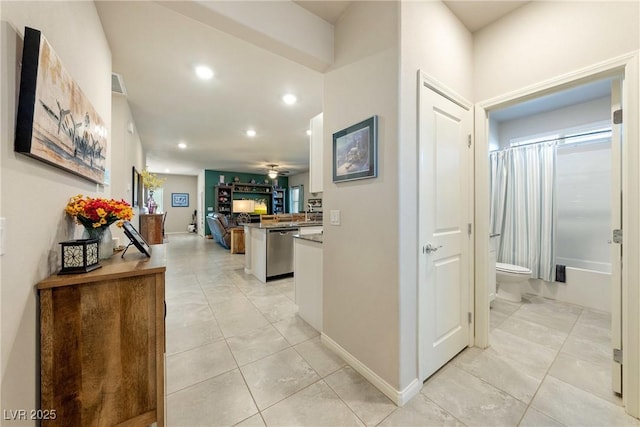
top-left (289, 185), bottom-right (303, 213)
top-left (509, 121), bottom-right (612, 148)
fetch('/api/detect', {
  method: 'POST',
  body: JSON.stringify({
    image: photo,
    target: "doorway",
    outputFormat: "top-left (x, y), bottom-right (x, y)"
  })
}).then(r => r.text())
top-left (474, 53), bottom-right (639, 417)
top-left (486, 76), bottom-right (622, 395)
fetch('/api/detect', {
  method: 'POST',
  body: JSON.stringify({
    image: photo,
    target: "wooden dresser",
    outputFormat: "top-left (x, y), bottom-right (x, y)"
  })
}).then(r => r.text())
top-left (37, 246), bottom-right (167, 426)
top-left (140, 213), bottom-right (164, 244)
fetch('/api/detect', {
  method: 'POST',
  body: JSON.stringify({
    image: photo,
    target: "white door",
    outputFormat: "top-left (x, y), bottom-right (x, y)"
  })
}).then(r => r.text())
top-left (611, 78), bottom-right (623, 394)
top-left (418, 75), bottom-right (473, 380)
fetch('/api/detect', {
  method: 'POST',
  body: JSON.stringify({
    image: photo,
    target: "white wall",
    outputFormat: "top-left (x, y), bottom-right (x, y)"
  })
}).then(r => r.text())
top-left (111, 95), bottom-right (145, 243)
top-left (474, 1), bottom-right (640, 101)
top-left (157, 173), bottom-right (197, 233)
top-left (288, 171), bottom-right (321, 210)
top-left (495, 97), bottom-right (611, 149)
top-left (323, 0), bottom-right (400, 389)
top-left (0, 2), bottom-right (113, 422)
top-left (398, 0), bottom-right (473, 391)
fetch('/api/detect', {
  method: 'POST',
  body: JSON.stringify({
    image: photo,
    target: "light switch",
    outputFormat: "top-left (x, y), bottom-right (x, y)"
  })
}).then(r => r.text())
top-left (330, 210), bottom-right (340, 226)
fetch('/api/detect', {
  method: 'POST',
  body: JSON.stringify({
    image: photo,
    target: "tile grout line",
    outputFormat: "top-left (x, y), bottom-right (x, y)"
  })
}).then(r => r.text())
top-left (512, 297), bottom-right (582, 426)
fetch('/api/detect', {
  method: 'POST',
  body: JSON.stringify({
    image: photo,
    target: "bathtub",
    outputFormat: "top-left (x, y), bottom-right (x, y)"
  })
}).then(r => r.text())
top-left (523, 266), bottom-right (611, 313)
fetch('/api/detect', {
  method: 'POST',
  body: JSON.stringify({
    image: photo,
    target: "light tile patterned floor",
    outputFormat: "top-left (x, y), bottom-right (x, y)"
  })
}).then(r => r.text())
top-left (164, 234), bottom-right (639, 426)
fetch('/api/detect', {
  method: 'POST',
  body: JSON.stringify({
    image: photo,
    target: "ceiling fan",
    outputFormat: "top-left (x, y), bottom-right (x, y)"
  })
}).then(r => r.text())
top-left (266, 164), bottom-right (290, 179)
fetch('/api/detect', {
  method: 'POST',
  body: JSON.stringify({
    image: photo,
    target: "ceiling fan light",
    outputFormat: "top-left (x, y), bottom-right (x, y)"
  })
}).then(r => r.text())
top-left (268, 169), bottom-right (278, 179)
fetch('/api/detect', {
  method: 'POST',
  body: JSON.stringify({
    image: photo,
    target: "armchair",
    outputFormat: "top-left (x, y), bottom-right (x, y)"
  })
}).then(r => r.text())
top-left (207, 213), bottom-right (239, 249)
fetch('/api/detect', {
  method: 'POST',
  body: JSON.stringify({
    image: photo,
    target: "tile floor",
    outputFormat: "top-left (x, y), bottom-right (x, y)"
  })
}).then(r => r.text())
top-left (164, 234), bottom-right (639, 426)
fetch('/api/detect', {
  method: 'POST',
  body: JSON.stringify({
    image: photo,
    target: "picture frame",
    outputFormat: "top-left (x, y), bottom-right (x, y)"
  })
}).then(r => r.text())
top-left (15, 27), bottom-right (107, 184)
top-left (122, 221), bottom-right (152, 257)
top-left (332, 116), bottom-right (378, 183)
top-left (171, 193), bottom-right (189, 207)
top-left (131, 166), bottom-right (143, 209)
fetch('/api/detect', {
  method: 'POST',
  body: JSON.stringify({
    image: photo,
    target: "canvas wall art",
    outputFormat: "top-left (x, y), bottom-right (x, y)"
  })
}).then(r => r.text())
top-left (15, 27), bottom-right (107, 184)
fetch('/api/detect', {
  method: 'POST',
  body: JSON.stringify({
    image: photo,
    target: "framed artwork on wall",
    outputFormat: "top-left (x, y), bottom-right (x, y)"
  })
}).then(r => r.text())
top-left (15, 27), bottom-right (107, 184)
top-left (171, 193), bottom-right (189, 207)
top-left (332, 116), bottom-right (378, 183)
top-left (131, 167), bottom-right (143, 209)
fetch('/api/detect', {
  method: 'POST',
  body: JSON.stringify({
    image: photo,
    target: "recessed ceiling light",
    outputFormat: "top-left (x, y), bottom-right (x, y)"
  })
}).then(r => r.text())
top-left (178, 142), bottom-right (187, 149)
top-left (282, 93), bottom-right (297, 105)
top-left (246, 129), bottom-right (256, 137)
top-left (165, 168), bottom-right (170, 173)
top-left (195, 65), bottom-right (214, 80)
top-left (306, 129), bottom-right (312, 136)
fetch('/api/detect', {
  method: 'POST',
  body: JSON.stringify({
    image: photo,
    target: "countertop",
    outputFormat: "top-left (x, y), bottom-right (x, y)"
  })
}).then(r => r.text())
top-left (293, 233), bottom-right (323, 244)
top-left (245, 221), bottom-right (323, 230)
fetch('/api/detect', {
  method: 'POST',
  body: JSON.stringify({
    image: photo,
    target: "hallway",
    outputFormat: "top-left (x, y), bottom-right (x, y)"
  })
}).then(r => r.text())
top-left (164, 233), bottom-right (638, 426)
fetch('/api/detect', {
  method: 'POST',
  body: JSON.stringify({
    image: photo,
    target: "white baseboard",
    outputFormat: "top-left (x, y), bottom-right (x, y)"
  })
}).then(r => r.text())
top-left (320, 333), bottom-right (421, 407)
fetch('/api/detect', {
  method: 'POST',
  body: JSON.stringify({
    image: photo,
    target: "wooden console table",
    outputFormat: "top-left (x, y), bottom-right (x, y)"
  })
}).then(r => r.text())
top-left (140, 213), bottom-right (164, 244)
top-left (37, 246), bottom-right (167, 426)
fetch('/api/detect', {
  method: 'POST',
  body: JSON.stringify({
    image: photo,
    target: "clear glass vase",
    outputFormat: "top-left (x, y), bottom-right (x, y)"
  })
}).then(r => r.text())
top-left (147, 191), bottom-right (157, 214)
top-left (82, 226), bottom-right (114, 260)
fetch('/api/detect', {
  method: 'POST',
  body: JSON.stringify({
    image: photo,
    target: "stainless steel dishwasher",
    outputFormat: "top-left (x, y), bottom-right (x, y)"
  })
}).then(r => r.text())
top-left (266, 227), bottom-right (299, 279)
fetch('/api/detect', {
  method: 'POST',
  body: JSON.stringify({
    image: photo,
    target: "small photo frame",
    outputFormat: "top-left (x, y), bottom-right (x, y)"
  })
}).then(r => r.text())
top-left (171, 193), bottom-right (189, 207)
top-left (332, 116), bottom-right (378, 183)
top-left (122, 221), bottom-right (152, 257)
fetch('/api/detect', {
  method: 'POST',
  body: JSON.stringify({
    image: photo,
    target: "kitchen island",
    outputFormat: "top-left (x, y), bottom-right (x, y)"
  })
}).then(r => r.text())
top-left (293, 233), bottom-right (323, 332)
top-left (243, 222), bottom-right (322, 283)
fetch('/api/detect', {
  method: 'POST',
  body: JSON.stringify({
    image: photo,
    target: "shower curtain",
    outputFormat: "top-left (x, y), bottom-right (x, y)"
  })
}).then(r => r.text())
top-left (490, 142), bottom-right (557, 281)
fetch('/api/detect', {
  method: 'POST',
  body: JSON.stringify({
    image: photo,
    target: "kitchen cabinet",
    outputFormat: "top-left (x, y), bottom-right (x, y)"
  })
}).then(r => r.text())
top-left (294, 235), bottom-right (323, 332)
top-left (244, 223), bottom-right (322, 283)
top-left (37, 246), bottom-right (166, 426)
top-left (309, 113), bottom-right (323, 193)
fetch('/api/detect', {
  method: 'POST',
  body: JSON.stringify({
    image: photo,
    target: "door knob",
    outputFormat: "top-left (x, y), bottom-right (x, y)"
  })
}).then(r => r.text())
top-left (423, 244), bottom-right (443, 254)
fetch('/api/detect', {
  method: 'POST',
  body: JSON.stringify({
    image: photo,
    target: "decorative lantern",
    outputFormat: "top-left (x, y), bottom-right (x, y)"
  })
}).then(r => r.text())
top-left (58, 239), bottom-right (101, 275)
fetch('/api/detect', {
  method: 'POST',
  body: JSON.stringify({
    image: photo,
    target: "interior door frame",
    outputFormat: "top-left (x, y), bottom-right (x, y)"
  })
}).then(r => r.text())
top-left (417, 71), bottom-right (475, 381)
top-left (473, 52), bottom-right (640, 418)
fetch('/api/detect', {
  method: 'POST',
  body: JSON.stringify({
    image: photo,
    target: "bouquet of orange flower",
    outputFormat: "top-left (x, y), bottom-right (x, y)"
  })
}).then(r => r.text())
top-left (65, 194), bottom-right (133, 230)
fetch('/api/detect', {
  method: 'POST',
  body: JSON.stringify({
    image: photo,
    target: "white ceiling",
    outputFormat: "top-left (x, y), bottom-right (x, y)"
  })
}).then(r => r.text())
top-left (442, 1), bottom-right (530, 33)
top-left (294, 1), bottom-right (352, 24)
top-left (96, 1), bottom-right (325, 177)
top-left (94, 1), bottom-right (546, 177)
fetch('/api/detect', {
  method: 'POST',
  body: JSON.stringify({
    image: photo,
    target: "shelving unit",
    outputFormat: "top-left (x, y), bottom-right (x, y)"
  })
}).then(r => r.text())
top-left (272, 187), bottom-right (285, 214)
top-left (232, 183), bottom-right (272, 195)
top-left (215, 183), bottom-right (281, 216)
top-left (215, 185), bottom-right (232, 214)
